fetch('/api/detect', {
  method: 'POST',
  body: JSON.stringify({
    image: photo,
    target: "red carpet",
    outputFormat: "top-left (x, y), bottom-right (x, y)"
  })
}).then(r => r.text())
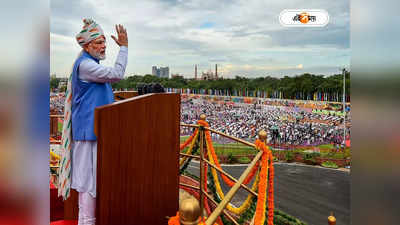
top-left (0, 217), bottom-right (31, 225)
top-left (50, 181), bottom-right (65, 221)
top-left (50, 220), bottom-right (78, 225)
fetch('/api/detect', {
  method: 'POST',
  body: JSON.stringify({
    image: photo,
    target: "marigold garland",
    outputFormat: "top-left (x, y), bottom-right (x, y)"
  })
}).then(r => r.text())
top-left (202, 158), bottom-right (211, 215)
top-left (168, 212), bottom-right (181, 225)
top-left (180, 144), bottom-right (199, 174)
top-left (199, 119), bottom-right (259, 187)
top-left (192, 120), bottom-right (275, 224)
top-left (180, 130), bottom-right (199, 166)
top-left (201, 130), bottom-right (224, 225)
top-left (204, 163), bottom-right (224, 225)
top-left (254, 149), bottom-right (268, 225)
top-left (180, 129), bottom-right (199, 151)
top-left (267, 151), bottom-right (274, 225)
top-left (50, 151), bottom-right (60, 160)
top-left (254, 139), bottom-right (274, 225)
top-left (207, 166), bottom-right (258, 225)
top-left (50, 151), bottom-right (60, 166)
top-left (206, 130), bottom-right (260, 186)
top-left (179, 129), bottom-right (221, 224)
top-left (206, 137), bottom-right (259, 215)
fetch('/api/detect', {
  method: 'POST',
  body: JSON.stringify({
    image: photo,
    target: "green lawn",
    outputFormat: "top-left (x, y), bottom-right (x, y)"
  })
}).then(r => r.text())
top-left (180, 135), bottom-right (257, 156)
top-left (318, 144), bottom-right (334, 150)
top-left (214, 146), bottom-right (258, 156)
top-left (180, 135), bottom-right (351, 159)
top-left (180, 136), bottom-right (190, 142)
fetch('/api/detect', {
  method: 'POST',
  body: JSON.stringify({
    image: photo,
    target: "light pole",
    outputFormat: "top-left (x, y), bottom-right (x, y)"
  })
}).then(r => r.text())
top-left (342, 68), bottom-right (346, 148)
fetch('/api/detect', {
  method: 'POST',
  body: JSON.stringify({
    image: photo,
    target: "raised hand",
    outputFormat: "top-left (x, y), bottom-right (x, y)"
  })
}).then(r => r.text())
top-left (111, 24), bottom-right (128, 47)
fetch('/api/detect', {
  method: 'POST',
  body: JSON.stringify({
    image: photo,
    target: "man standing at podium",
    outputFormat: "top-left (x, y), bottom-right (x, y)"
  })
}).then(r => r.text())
top-left (60, 18), bottom-right (128, 225)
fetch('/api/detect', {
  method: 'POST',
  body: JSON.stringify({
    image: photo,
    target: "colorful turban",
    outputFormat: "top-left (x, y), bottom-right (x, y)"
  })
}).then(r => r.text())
top-left (75, 18), bottom-right (104, 47)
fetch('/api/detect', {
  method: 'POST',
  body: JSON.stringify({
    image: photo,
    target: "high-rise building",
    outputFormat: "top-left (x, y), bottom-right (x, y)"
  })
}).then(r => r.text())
top-left (160, 67), bottom-right (169, 78)
top-left (215, 64), bottom-right (218, 79)
top-left (152, 66), bottom-right (158, 76)
top-left (152, 66), bottom-right (169, 78)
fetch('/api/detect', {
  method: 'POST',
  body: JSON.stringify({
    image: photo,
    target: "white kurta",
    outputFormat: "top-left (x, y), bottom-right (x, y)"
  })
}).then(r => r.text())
top-left (71, 46), bottom-right (128, 198)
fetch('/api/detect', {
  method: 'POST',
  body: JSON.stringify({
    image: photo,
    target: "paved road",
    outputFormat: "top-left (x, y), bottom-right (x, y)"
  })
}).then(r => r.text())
top-left (186, 162), bottom-right (350, 225)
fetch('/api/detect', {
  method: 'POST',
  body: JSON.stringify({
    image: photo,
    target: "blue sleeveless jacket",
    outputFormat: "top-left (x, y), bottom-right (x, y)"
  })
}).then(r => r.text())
top-left (71, 51), bottom-right (114, 141)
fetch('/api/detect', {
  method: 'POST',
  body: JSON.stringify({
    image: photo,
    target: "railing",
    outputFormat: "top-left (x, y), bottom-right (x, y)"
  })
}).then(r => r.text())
top-left (179, 114), bottom-right (269, 225)
top-left (50, 113), bottom-right (336, 225)
top-left (50, 115), bottom-right (63, 185)
top-left (50, 113), bottom-right (269, 224)
top-left (179, 116), bottom-right (338, 225)
top-left (50, 115), bottom-right (63, 144)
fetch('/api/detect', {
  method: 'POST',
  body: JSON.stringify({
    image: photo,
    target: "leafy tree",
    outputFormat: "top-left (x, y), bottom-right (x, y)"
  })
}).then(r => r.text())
top-left (111, 72), bottom-right (350, 101)
top-left (50, 76), bottom-right (60, 90)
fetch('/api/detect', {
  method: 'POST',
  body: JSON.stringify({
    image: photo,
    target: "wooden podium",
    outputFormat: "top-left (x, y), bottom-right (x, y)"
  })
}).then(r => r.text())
top-left (92, 92), bottom-right (180, 225)
top-left (113, 91), bottom-right (138, 100)
top-left (62, 93), bottom-right (180, 224)
top-left (63, 92), bottom-right (180, 224)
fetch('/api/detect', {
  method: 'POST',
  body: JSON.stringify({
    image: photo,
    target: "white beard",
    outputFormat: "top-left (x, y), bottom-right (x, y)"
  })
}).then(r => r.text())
top-left (98, 54), bottom-right (106, 60)
top-left (89, 50), bottom-right (106, 60)
top-left (93, 52), bottom-right (106, 60)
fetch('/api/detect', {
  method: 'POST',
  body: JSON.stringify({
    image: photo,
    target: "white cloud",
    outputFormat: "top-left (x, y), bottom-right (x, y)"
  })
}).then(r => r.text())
top-left (51, 0), bottom-right (349, 78)
top-left (217, 63), bottom-right (306, 78)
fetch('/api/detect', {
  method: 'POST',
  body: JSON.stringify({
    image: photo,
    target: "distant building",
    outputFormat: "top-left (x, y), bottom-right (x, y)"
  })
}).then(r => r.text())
top-left (171, 73), bottom-right (183, 79)
top-left (152, 66), bottom-right (158, 76)
top-left (58, 77), bottom-right (68, 89)
top-left (196, 64), bottom-right (220, 80)
top-left (201, 71), bottom-right (215, 80)
top-left (195, 64), bottom-right (198, 80)
top-left (152, 66), bottom-right (169, 78)
top-left (160, 67), bottom-right (169, 78)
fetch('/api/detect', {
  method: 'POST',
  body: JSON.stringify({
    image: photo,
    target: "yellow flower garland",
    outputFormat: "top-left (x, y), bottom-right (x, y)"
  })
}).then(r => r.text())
top-left (180, 129), bottom-right (198, 150)
top-left (180, 130), bottom-right (199, 166)
top-left (50, 151), bottom-right (60, 160)
top-left (206, 138), bottom-right (259, 215)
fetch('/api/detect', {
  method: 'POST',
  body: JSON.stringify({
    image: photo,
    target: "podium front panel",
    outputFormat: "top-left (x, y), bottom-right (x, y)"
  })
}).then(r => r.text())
top-left (95, 93), bottom-right (180, 225)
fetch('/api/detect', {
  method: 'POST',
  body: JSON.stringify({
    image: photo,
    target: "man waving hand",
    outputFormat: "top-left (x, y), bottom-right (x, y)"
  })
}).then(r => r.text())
top-left (59, 18), bottom-right (128, 225)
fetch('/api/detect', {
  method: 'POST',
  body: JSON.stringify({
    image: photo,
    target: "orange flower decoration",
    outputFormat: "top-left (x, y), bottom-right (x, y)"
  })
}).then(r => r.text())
top-left (198, 120), bottom-right (259, 187)
top-left (168, 212), bottom-right (180, 225)
top-left (180, 129), bottom-right (198, 150)
top-left (254, 139), bottom-right (274, 225)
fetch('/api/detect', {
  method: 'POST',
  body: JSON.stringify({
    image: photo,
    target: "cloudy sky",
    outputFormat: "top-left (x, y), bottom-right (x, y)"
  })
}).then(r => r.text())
top-left (51, 0), bottom-right (349, 78)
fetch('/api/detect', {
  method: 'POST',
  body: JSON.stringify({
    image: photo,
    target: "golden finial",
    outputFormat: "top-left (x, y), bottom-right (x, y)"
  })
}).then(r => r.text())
top-left (258, 130), bottom-right (267, 141)
top-left (199, 114), bottom-right (206, 121)
top-left (179, 198), bottom-right (201, 225)
top-left (328, 212), bottom-right (336, 225)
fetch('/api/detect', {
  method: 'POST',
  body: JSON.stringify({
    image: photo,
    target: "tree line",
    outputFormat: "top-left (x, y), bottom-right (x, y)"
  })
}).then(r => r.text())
top-left (50, 72), bottom-right (350, 101)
